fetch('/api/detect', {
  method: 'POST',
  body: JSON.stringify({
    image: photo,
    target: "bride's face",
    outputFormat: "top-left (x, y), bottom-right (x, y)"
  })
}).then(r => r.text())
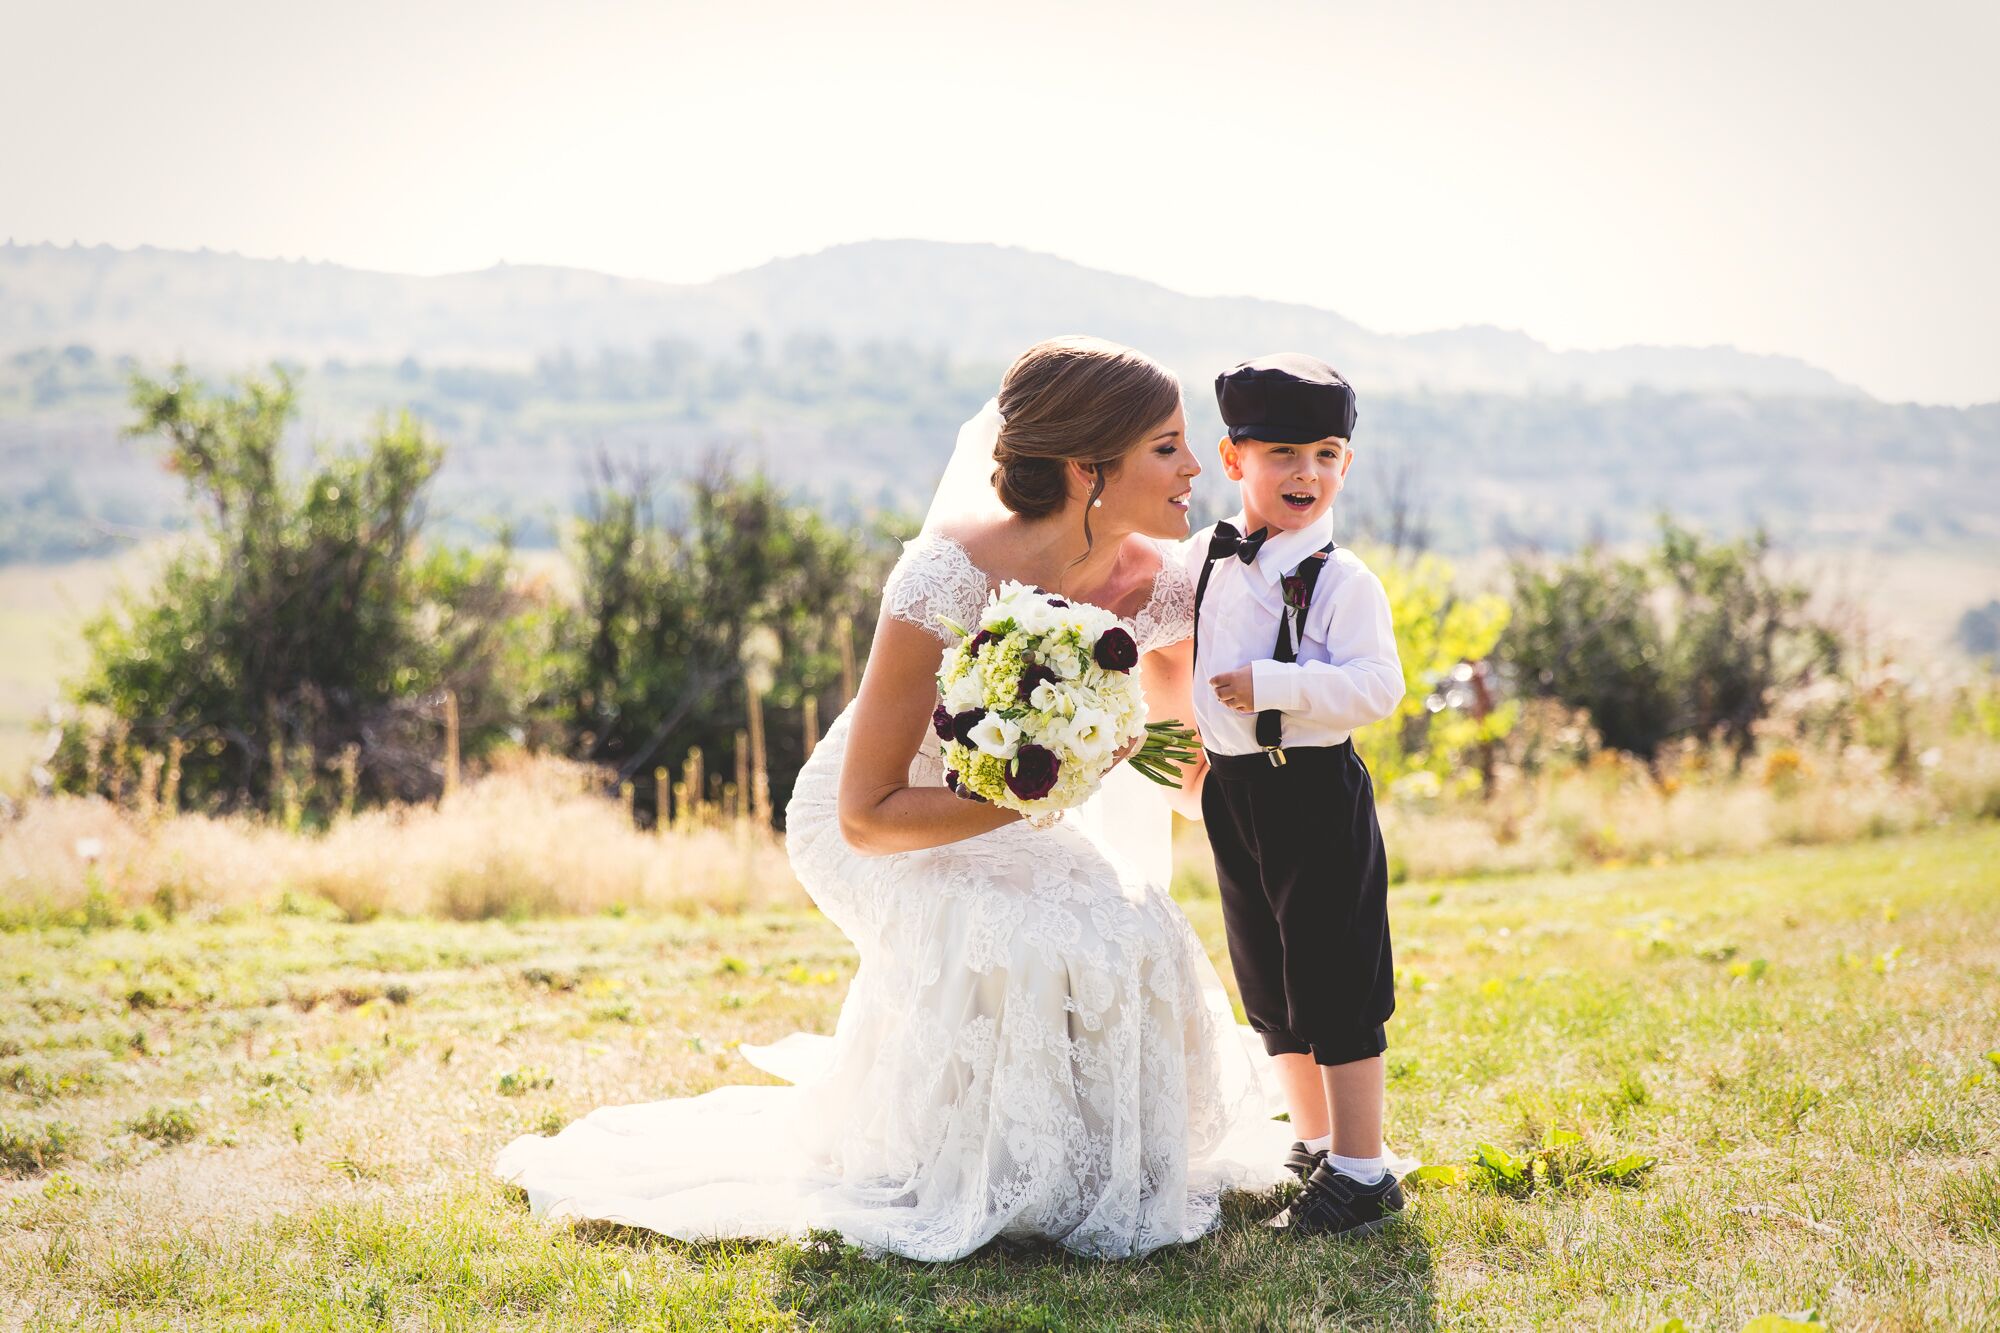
top-left (1093, 405), bottom-right (1200, 539)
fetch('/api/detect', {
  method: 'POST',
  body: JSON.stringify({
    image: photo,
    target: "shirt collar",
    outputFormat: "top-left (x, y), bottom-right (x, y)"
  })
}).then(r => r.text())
top-left (1225, 510), bottom-right (1335, 587)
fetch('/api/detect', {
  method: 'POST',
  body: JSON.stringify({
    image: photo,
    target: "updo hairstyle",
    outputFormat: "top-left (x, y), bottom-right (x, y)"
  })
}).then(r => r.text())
top-left (991, 336), bottom-right (1182, 520)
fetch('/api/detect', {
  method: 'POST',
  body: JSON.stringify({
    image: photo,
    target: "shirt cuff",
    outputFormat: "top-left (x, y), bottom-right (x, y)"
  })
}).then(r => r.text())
top-left (1250, 659), bottom-right (1301, 712)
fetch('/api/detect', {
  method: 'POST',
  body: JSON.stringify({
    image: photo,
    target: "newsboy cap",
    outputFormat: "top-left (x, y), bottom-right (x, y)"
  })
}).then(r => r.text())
top-left (1215, 353), bottom-right (1357, 444)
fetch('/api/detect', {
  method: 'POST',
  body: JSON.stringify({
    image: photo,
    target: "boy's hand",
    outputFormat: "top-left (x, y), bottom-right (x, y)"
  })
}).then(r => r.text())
top-left (1210, 665), bottom-right (1257, 713)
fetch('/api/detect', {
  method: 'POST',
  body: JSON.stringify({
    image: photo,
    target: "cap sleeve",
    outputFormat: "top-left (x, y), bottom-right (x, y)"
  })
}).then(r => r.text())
top-left (1130, 536), bottom-right (1197, 653)
top-left (881, 533), bottom-right (991, 645)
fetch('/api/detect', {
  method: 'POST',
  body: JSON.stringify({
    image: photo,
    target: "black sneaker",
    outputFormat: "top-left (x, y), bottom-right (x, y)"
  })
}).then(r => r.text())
top-left (1265, 1161), bottom-right (1405, 1238)
top-left (1283, 1140), bottom-right (1328, 1183)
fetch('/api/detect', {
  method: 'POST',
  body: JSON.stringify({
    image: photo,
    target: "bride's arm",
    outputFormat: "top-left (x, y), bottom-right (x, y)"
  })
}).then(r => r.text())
top-left (1139, 637), bottom-right (1209, 820)
top-left (838, 608), bottom-right (1023, 856)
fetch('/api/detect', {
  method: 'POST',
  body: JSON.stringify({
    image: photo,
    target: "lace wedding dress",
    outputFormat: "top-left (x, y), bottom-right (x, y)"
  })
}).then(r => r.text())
top-left (493, 531), bottom-right (1296, 1260)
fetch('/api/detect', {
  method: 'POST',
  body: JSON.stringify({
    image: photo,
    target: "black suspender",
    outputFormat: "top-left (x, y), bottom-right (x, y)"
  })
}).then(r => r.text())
top-left (1195, 534), bottom-right (1337, 766)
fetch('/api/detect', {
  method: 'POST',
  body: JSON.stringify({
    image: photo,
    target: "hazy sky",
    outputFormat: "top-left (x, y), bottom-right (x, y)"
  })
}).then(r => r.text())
top-left (7, 0), bottom-right (1997, 404)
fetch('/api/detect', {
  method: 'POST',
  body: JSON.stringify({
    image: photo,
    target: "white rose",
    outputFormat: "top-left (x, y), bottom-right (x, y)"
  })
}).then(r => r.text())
top-left (967, 713), bottom-right (1022, 759)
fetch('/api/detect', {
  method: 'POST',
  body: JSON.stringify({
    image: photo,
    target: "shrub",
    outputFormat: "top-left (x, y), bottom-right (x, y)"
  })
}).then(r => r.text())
top-left (48, 365), bottom-right (527, 819)
top-left (1500, 520), bottom-right (1839, 765)
top-left (538, 456), bottom-right (895, 826)
top-left (0, 1120), bottom-right (79, 1176)
top-left (1359, 550), bottom-right (1516, 796)
top-left (124, 1104), bottom-right (200, 1146)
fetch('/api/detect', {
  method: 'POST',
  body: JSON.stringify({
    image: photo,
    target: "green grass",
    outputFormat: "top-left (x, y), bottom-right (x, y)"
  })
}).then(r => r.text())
top-left (0, 825), bottom-right (1997, 1328)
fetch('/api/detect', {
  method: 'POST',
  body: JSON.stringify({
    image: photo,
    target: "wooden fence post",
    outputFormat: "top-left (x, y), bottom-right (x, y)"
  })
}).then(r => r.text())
top-left (836, 618), bottom-right (857, 712)
top-left (442, 689), bottom-right (461, 799)
top-left (733, 730), bottom-right (749, 825)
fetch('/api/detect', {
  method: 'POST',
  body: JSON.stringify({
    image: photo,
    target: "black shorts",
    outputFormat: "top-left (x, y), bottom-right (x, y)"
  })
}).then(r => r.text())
top-left (1200, 740), bottom-right (1394, 1066)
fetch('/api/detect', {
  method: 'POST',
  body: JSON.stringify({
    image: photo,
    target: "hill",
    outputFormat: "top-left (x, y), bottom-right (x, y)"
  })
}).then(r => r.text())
top-left (0, 238), bottom-right (1860, 398)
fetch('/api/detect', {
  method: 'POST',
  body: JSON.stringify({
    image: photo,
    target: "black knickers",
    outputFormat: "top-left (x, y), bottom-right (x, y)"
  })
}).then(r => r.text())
top-left (1200, 740), bottom-right (1395, 1067)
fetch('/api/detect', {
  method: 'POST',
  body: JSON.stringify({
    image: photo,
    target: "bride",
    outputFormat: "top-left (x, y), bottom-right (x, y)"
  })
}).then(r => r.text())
top-left (495, 336), bottom-right (1296, 1260)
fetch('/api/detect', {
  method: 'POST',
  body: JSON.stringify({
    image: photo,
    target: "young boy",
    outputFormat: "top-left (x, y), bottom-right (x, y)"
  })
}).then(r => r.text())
top-left (1183, 353), bottom-right (1408, 1237)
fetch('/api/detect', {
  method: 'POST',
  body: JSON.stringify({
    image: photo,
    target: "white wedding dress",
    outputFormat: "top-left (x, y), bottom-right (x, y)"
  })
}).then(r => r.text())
top-left (493, 531), bottom-right (1298, 1260)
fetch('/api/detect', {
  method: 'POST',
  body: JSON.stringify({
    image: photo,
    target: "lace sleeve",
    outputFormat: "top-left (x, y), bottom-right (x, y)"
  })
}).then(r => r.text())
top-left (1130, 537), bottom-right (1196, 653)
top-left (882, 533), bottom-right (990, 645)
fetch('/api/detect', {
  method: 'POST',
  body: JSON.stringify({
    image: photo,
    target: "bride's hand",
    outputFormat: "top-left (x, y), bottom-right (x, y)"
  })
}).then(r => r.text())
top-left (1110, 733), bottom-right (1145, 767)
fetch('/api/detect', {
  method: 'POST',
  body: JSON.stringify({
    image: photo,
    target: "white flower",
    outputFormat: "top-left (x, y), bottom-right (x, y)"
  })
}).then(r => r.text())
top-left (1072, 604), bottom-right (1118, 639)
top-left (1044, 641), bottom-right (1084, 679)
top-left (1055, 706), bottom-right (1118, 765)
top-left (943, 671), bottom-right (985, 713)
top-left (988, 581), bottom-right (1041, 623)
top-left (967, 713), bottom-right (1022, 759)
top-left (1011, 599), bottom-right (1063, 636)
top-left (933, 583), bottom-right (1153, 817)
top-left (1028, 678), bottom-right (1075, 718)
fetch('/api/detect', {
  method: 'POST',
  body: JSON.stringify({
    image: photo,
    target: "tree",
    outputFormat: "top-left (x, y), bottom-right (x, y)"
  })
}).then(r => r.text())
top-left (51, 365), bottom-right (524, 817)
top-left (1956, 599), bottom-right (2000, 663)
top-left (1500, 546), bottom-right (1674, 760)
top-left (539, 454), bottom-right (894, 825)
top-left (1498, 519), bottom-right (1840, 766)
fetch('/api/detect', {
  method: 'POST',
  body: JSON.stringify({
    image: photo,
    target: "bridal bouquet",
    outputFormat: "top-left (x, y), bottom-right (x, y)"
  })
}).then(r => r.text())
top-left (932, 581), bottom-right (1200, 823)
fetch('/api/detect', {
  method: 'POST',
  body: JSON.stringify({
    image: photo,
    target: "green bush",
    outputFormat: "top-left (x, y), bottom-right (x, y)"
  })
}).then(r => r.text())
top-left (0, 1120), bottom-right (79, 1176)
top-left (124, 1104), bottom-right (200, 1147)
top-left (1500, 520), bottom-right (1840, 764)
top-left (538, 457), bottom-right (897, 824)
top-left (49, 365), bottom-right (527, 818)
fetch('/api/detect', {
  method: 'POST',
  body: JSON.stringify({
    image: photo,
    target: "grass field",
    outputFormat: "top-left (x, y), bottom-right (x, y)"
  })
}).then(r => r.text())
top-left (1, 824), bottom-right (1995, 1329)
top-left (0, 548), bottom-right (174, 795)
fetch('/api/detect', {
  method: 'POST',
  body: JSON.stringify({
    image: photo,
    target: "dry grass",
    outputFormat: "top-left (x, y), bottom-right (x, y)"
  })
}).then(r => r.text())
top-left (10, 733), bottom-right (2000, 930)
top-left (0, 750), bottom-right (806, 926)
top-left (1164, 735), bottom-right (2000, 893)
top-left (0, 826), bottom-right (1995, 1328)
top-left (1366, 738), bottom-right (2000, 884)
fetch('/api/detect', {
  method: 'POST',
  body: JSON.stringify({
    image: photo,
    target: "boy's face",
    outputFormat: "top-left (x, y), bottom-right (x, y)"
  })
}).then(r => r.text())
top-left (1218, 434), bottom-right (1353, 535)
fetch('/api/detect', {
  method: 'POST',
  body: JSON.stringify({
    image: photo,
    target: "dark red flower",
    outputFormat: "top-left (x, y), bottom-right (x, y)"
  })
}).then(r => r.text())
top-left (950, 708), bottom-right (986, 747)
top-left (944, 769), bottom-right (989, 803)
top-left (931, 703), bottom-right (954, 740)
top-left (969, 629), bottom-right (996, 653)
top-left (1017, 663), bottom-right (1058, 702)
top-left (1005, 744), bottom-right (1061, 800)
top-left (1281, 573), bottom-right (1311, 613)
top-left (1092, 626), bottom-right (1138, 672)
top-left (1046, 597), bottom-right (1069, 608)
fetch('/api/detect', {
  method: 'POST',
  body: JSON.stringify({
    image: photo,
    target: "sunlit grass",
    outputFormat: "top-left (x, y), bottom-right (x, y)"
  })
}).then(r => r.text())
top-left (0, 825), bottom-right (1995, 1327)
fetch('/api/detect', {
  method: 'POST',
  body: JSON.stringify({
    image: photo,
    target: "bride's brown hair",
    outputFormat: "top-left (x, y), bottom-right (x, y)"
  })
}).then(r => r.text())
top-left (992, 337), bottom-right (1181, 538)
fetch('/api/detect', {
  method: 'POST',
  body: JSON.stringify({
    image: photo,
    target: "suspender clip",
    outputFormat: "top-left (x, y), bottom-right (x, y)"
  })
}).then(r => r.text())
top-left (1265, 746), bottom-right (1287, 767)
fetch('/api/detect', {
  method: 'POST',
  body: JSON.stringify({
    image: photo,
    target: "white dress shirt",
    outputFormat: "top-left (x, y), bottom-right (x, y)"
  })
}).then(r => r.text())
top-left (1178, 511), bottom-right (1406, 756)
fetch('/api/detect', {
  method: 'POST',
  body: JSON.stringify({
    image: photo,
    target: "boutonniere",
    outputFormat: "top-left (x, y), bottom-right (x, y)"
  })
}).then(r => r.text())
top-left (1281, 573), bottom-right (1311, 614)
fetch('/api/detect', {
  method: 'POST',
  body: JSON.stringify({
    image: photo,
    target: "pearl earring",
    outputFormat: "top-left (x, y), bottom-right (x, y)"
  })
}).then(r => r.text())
top-left (1092, 498), bottom-right (1103, 508)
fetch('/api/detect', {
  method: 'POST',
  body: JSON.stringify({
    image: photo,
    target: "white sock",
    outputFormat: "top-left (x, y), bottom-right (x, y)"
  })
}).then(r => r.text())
top-left (1302, 1133), bottom-right (1332, 1153)
top-left (1326, 1151), bottom-right (1386, 1185)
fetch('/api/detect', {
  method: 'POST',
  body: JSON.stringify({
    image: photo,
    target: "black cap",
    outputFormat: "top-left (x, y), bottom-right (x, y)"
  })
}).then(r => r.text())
top-left (1215, 353), bottom-right (1357, 444)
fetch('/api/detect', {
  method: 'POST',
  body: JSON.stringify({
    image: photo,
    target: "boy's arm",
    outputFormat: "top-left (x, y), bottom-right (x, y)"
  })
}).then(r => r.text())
top-left (1245, 568), bottom-right (1406, 730)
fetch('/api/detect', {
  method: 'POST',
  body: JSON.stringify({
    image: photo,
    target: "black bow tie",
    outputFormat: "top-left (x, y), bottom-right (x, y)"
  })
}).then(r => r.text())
top-left (1208, 521), bottom-right (1270, 565)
